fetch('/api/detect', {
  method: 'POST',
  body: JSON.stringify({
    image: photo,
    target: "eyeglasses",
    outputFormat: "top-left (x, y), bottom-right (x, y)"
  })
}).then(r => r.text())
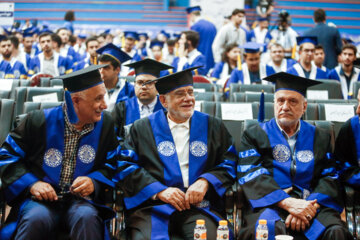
top-left (135, 80), bottom-right (155, 88)
top-left (173, 89), bottom-right (195, 99)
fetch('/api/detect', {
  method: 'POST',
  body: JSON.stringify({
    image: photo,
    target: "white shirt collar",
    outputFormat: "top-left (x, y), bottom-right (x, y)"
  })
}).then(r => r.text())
top-left (167, 113), bottom-right (190, 130)
top-left (275, 119), bottom-right (301, 140)
top-left (137, 96), bottom-right (158, 111)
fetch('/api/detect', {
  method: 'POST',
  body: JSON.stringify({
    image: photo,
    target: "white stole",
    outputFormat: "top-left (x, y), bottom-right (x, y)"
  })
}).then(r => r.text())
top-left (38, 52), bottom-right (60, 76)
top-left (242, 63), bottom-right (269, 84)
top-left (335, 66), bottom-right (360, 99)
top-left (293, 63), bottom-right (317, 79)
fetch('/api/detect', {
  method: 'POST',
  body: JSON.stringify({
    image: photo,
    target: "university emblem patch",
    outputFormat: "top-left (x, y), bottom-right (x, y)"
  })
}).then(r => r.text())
top-left (190, 141), bottom-right (207, 157)
top-left (157, 141), bottom-right (176, 157)
top-left (44, 148), bottom-right (62, 167)
top-left (296, 150), bottom-right (314, 163)
top-left (78, 145), bottom-right (96, 164)
top-left (273, 144), bottom-right (291, 162)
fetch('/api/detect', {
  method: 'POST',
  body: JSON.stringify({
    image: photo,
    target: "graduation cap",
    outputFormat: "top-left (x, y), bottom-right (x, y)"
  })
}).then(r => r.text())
top-left (78, 33), bottom-right (87, 39)
top-left (186, 6), bottom-right (201, 14)
top-left (240, 42), bottom-right (265, 53)
top-left (0, 35), bottom-right (6, 42)
top-left (262, 72), bottom-right (321, 96)
top-left (257, 16), bottom-right (268, 22)
top-left (2, 27), bottom-right (11, 35)
top-left (23, 28), bottom-right (36, 38)
top-left (38, 27), bottom-right (53, 35)
top-left (159, 30), bottom-right (170, 39)
top-left (145, 66), bottom-right (200, 94)
top-left (172, 33), bottom-right (181, 39)
top-left (124, 31), bottom-right (139, 40)
top-left (124, 58), bottom-right (173, 78)
top-left (57, 64), bottom-right (107, 124)
top-left (138, 32), bottom-right (148, 39)
top-left (96, 43), bottom-right (132, 64)
top-left (296, 36), bottom-right (317, 46)
top-left (150, 40), bottom-right (164, 49)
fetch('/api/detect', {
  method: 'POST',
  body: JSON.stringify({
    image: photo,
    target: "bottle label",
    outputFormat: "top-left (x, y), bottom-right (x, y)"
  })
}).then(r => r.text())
top-left (217, 230), bottom-right (229, 240)
top-left (256, 230), bottom-right (268, 240)
top-left (194, 229), bottom-right (207, 239)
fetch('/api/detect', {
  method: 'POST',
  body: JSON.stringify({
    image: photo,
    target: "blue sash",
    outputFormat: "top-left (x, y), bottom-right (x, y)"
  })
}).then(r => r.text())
top-left (116, 81), bottom-right (135, 104)
top-left (42, 106), bottom-right (103, 187)
top-left (148, 110), bottom-right (208, 188)
top-left (124, 96), bottom-right (164, 125)
top-left (261, 119), bottom-right (315, 193)
top-left (351, 116), bottom-right (360, 165)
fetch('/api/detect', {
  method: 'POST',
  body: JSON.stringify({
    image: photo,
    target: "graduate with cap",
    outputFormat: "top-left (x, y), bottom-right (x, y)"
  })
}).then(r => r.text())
top-left (0, 65), bottom-right (119, 240)
top-left (115, 66), bottom-right (237, 240)
top-left (149, 40), bottom-right (165, 62)
top-left (20, 28), bottom-right (38, 58)
top-left (96, 43), bottom-right (134, 111)
top-left (136, 32), bottom-right (150, 59)
top-left (225, 42), bottom-right (275, 96)
top-left (171, 30), bottom-right (207, 75)
top-left (237, 72), bottom-right (351, 240)
top-left (186, 5), bottom-right (217, 72)
top-left (120, 31), bottom-right (142, 75)
top-left (247, 16), bottom-right (272, 52)
top-left (111, 58), bottom-right (172, 139)
top-left (287, 36), bottom-right (327, 79)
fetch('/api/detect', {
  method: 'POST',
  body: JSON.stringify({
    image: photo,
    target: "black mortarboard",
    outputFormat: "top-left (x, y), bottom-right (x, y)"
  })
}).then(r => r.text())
top-left (124, 58), bottom-right (173, 78)
top-left (145, 66), bottom-right (200, 94)
top-left (57, 64), bottom-right (107, 124)
top-left (263, 72), bottom-right (322, 96)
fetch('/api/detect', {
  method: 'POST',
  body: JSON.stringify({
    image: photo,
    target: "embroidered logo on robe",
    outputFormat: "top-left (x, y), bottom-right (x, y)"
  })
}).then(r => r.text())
top-left (190, 141), bottom-right (207, 157)
top-left (59, 66), bottom-right (66, 75)
top-left (78, 145), bottom-right (96, 164)
top-left (157, 141), bottom-right (176, 156)
top-left (14, 70), bottom-right (20, 78)
top-left (296, 150), bottom-right (314, 163)
top-left (273, 144), bottom-right (291, 162)
top-left (44, 148), bottom-right (63, 167)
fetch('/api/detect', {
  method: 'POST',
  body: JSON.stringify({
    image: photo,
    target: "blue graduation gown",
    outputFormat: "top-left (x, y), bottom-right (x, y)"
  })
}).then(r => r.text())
top-left (28, 53), bottom-right (73, 77)
top-left (287, 63), bottom-right (327, 79)
top-left (191, 19), bottom-right (217, 71)
top-left (172, 51), bottom-right (207, 75)
top-left (10, 59), bottom-right (27, 79)
top-left (0, 60), bottom-right (14, 79)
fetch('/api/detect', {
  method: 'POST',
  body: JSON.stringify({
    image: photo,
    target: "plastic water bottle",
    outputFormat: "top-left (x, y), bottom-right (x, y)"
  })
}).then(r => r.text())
top-left (217, 220), bottom-right (229, 240)
top-left (256, 219), bottom-right (268, 240)
top-left (194, 219), bottom-right (207, 239)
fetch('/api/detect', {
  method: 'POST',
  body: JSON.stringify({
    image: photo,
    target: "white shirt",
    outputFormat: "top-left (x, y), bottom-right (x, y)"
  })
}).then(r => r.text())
top-left (177, 49), bottom-right (202, 72)
top-left (104, 78), bottom-right (126, 112)
top-left (138, 97), bottom-right (158, 119)
top-left (168, 114), bottom-right (190, 188)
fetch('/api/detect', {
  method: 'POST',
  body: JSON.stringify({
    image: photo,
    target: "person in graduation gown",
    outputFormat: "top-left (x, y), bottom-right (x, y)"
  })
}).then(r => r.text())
top-left (335, 89), bottom-right (360, 190)
top-left (73, 36), bottom-right (99, 71)
top-left (237, 72), bottom-right (351, 240)
top-left (267, 43), bottom-right (296, 73)
top-left (120, 31), bottom-right (142, 76)
top-left (0, 36), bottom-right (14, 79)
top-left (328, 44), bottom-right (360, 99)
top-left (149, 40), bottom-right (166, 63)
top-left (0, 36), bottom-right (27, 79)
top-left (287, 36), bottom-right (327, 79)
top-left (0, 65), bottom-right (119, 240)
top-left (171, 30), bottom-right (207, 76)
top-left (210, 43), bottom-right (241, 87)
top-left (112, 58), bottom-right (173, 139)
top-left (247, 17), bottom-right (272, 53)
top-left (56, 27), bottom-right (78, 64)
top-left (115, 67), bottom-right (237, 239)
top-left (312, 45), bottom-right (330, 75)
top-left (96, 43), bottom-right (134, 111)
top-left (225, 42), bottom-right (275, 97)
top-left (10, 33), bottom-right (32, 73)
top-left (28, 32), bottom-right (73, 78)
top-left (186, 5), bottom-right (217, 72)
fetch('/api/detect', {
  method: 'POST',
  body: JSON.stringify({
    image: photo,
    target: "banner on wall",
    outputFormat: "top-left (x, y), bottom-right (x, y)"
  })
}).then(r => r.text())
top-left (190, 0), bottom-right (244, 29)
top-left (0, 2), bottom-right (14, 26)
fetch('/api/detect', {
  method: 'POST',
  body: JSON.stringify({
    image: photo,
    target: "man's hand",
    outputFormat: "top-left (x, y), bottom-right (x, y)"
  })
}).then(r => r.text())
top-left (157, 187), bottom-right (186, 211)
top-left (185, 178), bottom-right (209, 209)
top-left (30, 181), bottom-right (58, 201)
top-left (285, 214), bottom-right (308, 232)
top-left (278, 198), bottom-right (318, 223)
top-left (70, 177), bottom-right (94, 197)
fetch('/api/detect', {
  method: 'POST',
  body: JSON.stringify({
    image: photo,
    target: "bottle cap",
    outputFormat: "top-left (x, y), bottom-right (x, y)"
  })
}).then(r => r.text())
top-left (219, 220), bottom-right (228, 226)
top-left (259, 219), bottom-right (267, 225)
top-left (196, 219), bottom-right (205, 225)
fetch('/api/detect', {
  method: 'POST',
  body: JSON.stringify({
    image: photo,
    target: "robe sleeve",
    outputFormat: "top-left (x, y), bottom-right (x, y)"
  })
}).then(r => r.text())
top-left (111, 101), bottom-right (126, 139)
top-left (306, 128), bottom-right (343, 213)
top-left (237, 123), bottom-right (290, 209)
top-left (115, 121), bottom-right (167, 210)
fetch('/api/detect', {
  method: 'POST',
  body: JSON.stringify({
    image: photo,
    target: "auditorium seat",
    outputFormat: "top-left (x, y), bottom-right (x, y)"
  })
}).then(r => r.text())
top-left (15, 87), bottom-right (64, 116)
top-left (200, 101), bottom-right (216, 116)
top-left (307, 79), bottom-right (343, 99)
top-left (304, 103), bottom-right (319, 120)
top-left (194, 82), bottom-right (217, 92)
top-left (352, 82), bottom-right (360, 99)
top-left (245, 92), bottom-right (274, 103)
top-left (40, 78), bottom-right (63, 87)
top-left (193, 75), bottom-right (211, 83)
top-left (232, 92), bottom-right (246, 102)
top-left (0, 79), bottom-right (31, 99)
top-left (0, 99), bottom-right (15, 145)
top-left (195, 92), bottom-right (223, 102)
top-left (264, 102), bottom-right (274, 120)
top-left (229, 84), bottom-right (274, 100)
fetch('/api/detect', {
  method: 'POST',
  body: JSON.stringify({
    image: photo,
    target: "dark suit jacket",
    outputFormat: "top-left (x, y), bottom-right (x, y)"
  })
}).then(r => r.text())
top-left (304, 22), bottom-right (342, 69)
